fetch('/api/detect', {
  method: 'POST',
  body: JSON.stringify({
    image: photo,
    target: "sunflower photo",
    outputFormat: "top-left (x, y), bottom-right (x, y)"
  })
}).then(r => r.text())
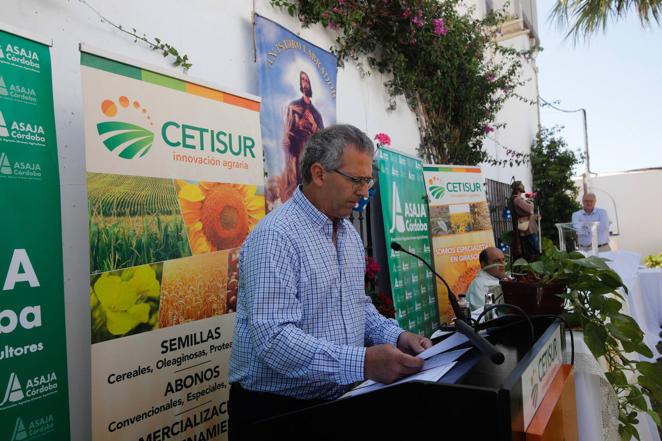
top-left (90, 263), bottom-right (163, 344)
top-left (449, 204), bottom-right (473, 234)
top-left (88, 173), bottom-right (192, 273)
top-left (159, 251), bottom-right (229, 328)
top-left (176, 180), bottom-right (265, 254)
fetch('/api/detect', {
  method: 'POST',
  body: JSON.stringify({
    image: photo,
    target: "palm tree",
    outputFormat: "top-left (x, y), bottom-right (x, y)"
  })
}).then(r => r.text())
top-left (552, 0), bottom-right (662, 40)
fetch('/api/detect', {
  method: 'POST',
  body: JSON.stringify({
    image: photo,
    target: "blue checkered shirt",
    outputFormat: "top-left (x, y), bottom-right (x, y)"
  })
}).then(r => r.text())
top-left (228, 187), bottom-right (403, 400)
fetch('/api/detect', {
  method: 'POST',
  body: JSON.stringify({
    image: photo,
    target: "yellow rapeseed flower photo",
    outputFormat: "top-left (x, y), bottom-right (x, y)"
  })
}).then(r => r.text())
top-left (91, 265), bottom-right (161, 339)
top-left (177, 181), bottom-right (265, 254)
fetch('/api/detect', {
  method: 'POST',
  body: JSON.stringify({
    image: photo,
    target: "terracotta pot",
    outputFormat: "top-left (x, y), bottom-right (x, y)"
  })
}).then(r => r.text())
top-left (499, 279), bottom-right (566, 316)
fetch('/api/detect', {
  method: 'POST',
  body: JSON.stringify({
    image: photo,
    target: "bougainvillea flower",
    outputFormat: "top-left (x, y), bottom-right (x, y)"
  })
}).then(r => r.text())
top-left (433, 18), bottom-right (449, 36)
top-left (374, 133), bottom-right (392, 146)
top-left (365, 256), bottom-right (381, 280)
top-left (92, 265), bottom-right (158, 335)
top-left (412, 10), bottom-right (426, 28)
top-left (177, 181), bottom-right (265, 254)
top-left (483, 125), bottom-right (495, 134)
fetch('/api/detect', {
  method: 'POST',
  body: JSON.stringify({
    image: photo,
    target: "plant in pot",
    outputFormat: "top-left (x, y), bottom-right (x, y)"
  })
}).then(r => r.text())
top-left (505, 242), bottom-right (661, 439)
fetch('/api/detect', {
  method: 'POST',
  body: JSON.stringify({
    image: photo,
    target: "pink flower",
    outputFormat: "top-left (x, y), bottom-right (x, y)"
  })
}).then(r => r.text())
top-left (338, 0), bottom-right (345, 5)
top-left (403, 8), bottom-right (412, 19)
top-left (365, 256), bottom-right (381, 281)
top-left (433, 18), bottom-right (448, 36)
top-left (412, 10), bottom-right (425, 28)
top-left (483, 125), bottom-right (495, 134)
top-left (374, 132), bottom-right (391, 146)
top-left (486, 73), bottom-right (496, 82)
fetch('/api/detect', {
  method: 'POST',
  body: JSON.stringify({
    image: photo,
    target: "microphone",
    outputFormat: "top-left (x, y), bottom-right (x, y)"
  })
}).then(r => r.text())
top-left (454, 319), bottom-right (505, 364)
top-left (390, 241), bottom-right (466, 323)
top-left (390, 241), bottom-right (505, 365)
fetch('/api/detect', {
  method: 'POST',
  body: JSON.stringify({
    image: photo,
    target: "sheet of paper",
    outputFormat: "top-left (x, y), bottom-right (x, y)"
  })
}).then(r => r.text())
top-left (422, 347), bottom-right (469, 370)
top-left (417, 332), bottom-right (469, 360)
top-left (342, 362), bottom-right (458, 398)
top-left (341, 347), bottom-right (470, 399)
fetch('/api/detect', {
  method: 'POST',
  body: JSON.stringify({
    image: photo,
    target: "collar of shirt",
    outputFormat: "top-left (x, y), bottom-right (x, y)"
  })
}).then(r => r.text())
top-left (292, 186), bottom-right (347, 238)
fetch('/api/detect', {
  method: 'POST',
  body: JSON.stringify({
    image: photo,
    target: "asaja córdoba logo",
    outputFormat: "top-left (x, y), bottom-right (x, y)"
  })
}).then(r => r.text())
top-left (97, 96), bottom-right (154, 159)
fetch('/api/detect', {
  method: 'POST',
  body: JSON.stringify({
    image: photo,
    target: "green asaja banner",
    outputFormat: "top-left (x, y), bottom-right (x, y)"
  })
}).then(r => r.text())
top-left (0, 26), bottom-right (70, 441)
top-left (377, 147), bottom-right (438, 336)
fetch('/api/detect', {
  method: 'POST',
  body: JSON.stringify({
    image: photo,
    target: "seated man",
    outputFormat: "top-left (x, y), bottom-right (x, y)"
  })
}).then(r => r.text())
top-left (466, 247), bottom-right (507, 317)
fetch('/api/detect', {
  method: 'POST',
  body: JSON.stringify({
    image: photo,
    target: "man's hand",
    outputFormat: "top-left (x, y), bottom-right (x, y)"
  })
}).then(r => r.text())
top-left (364, 344), bottom-right (424, 384)
top-left (396, 331), bottom-right (433, 356)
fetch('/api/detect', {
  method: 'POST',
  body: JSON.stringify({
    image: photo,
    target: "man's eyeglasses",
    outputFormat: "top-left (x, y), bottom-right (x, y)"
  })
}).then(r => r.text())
top-left (331, 169), bottom-right (375, 189)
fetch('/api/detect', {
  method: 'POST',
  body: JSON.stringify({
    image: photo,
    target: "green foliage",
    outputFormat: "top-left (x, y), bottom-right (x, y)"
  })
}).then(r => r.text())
top-left (551, 0), bottom-right (662, 42)
top-left (77, 0), bottom-right (192, 71)
top-left (270, 0), bottom-right (533, 166)
top-left (530, 127), bottom-right (582, 243)
top-left (514, 243), bottom-right (661, 438)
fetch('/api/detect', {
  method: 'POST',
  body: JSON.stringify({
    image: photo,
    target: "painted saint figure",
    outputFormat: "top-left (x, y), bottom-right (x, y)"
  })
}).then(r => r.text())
top-left (280, 70), bottom-right (324, 202)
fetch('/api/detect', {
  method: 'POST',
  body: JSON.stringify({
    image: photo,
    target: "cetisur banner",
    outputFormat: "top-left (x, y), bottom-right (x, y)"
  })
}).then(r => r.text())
top-left (378, 147), bottom-right (438, 337)
top-left (81, 48), bottom-right (264, 441)
top-left (0, 26), bottom-right (70, 441)
top-left (423, 165), bottom-right (494, 323)
top-left (254, 14), bottom-right (337, 212)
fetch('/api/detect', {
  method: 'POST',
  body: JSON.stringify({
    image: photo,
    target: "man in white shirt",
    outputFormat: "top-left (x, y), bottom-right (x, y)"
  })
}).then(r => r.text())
top-left (571, 193), bottom-right (611, 251)
top-left (466, 247), bottom-right (507, 315)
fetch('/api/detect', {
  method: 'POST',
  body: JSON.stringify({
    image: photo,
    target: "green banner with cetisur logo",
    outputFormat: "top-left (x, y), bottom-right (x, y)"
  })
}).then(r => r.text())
top-left (0, 26), bottom-right (70, 441)
top-left (377, 147), bottom-right (438, 337)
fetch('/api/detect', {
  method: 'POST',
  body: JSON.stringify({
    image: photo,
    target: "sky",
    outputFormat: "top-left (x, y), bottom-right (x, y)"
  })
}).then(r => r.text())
top-left (536, 0), bottom-right (662, 174)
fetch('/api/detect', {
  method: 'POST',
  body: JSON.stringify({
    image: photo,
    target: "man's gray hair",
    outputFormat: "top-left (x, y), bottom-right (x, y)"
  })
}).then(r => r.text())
top-left (300, 124), bottom-right (374, 184)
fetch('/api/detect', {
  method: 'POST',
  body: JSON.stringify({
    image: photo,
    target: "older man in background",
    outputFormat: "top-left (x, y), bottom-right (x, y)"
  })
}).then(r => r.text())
top-left (572, 193), bottom-right (611, 252)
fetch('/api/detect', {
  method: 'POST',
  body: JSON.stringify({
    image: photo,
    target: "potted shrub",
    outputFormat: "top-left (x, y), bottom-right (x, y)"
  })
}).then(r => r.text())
top-left (506, 242), bottom-right (661, 439)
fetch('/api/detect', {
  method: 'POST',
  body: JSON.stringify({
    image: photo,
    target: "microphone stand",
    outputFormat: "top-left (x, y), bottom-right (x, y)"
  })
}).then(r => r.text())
top-left (390, 242), bottom-right (505, 365)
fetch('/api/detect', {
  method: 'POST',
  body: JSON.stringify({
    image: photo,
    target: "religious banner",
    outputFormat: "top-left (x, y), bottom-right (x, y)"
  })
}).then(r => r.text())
top-left (0, 25), bottom-right (70, 441)
top-left (254, 14), bottom-right (337, 211)
top-left (377, 147), bottom-right (438, 336)
top-left (423, 165), bottom-right (494, 323)
top-left (81, 48), bottom-right (264, 441)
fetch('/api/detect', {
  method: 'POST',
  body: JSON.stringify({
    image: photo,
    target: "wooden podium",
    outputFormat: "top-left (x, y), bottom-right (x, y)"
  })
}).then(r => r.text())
top-left (253, 317), bottom-right (578, 441)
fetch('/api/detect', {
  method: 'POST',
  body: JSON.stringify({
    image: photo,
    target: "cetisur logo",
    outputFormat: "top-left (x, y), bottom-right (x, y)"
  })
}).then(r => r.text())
top-left (427, 175), bottom-right (445, 200)
top-left (96, 96), bottom-right (154, 159)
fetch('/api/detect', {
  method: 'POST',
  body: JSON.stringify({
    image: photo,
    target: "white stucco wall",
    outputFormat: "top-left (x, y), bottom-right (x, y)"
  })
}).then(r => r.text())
top-left (575, 170), bottom-right (662, 258)
top-left (2, 1), bottom-right (539, 439)
top-left (481, 32), bottom-right (540, 190)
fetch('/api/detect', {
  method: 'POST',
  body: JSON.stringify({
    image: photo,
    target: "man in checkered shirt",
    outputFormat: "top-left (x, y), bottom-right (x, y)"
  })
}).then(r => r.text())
top-left (228, 124), bottom-right (431, 439)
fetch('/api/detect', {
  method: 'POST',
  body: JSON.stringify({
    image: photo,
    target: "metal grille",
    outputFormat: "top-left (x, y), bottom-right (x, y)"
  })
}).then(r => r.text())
top-left (485, 178), bottom-right (512, 245)
top-left (348, 209), bottom-right (370, 248)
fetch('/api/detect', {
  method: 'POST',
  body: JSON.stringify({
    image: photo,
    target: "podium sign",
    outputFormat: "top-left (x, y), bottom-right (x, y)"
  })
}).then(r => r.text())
top-left (520, 326), bottom-right (562, 429)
